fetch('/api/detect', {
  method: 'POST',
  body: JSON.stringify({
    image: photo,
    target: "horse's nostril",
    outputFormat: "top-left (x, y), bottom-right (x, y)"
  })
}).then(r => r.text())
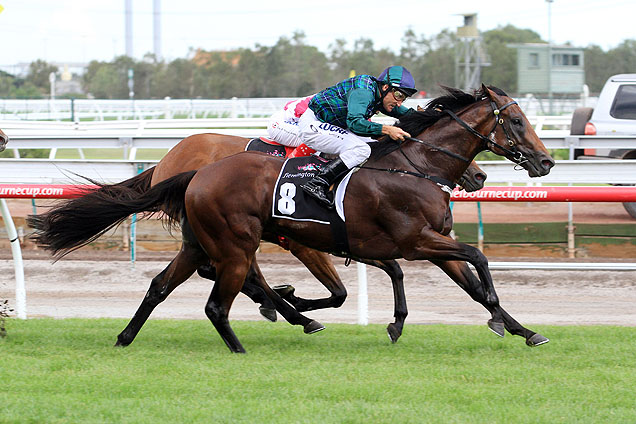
top-left (475, 173), bottom-right (486, 182)
top-left (542, 159), bottom-right (554, 169)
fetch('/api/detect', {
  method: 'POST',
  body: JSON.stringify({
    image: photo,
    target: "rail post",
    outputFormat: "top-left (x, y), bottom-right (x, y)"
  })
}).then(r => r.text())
top-left (357, 262), bottom-right (368, 325)
top-left (0, 199), bottom-right (26, 319)
top-left (477, 202), bottom-right (484, 251)
top-left (567, 140), bottom-right (576, 258)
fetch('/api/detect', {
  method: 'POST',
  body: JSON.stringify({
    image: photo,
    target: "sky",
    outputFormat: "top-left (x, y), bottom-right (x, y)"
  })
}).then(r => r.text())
top-left (0, 0), bottom-right (635, 66)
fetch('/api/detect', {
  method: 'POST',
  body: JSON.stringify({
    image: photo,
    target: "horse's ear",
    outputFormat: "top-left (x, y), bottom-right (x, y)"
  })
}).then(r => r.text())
top-left (481, 83), bottom-right (492, 99)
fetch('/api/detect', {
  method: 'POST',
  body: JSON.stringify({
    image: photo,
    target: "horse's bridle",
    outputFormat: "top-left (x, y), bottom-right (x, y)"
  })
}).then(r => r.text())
top-left (361, 97), bottom-right (528, 194)
top-left (441, 98), bottom-right (528, 166)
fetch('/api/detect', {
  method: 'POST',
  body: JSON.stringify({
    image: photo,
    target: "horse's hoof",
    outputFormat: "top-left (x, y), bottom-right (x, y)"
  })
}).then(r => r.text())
top-left (526, 333), bottom-right (550, 347)
top-left (273, 284), bottom-right (295, 299)
top-left (259, 307), bottom-right (277, 322)
top-left (488, 320), bottom-right (505, 338)
top-left (303, 320), bottom-right (325, 334)
top-left (387, 323), bottom-right (402, 343)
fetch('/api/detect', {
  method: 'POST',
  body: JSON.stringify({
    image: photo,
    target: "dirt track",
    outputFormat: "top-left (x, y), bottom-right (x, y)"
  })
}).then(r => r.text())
top-left (2, 198), bottom-right (635, 328)
top-left (2, 252), bottom-right (635, 327)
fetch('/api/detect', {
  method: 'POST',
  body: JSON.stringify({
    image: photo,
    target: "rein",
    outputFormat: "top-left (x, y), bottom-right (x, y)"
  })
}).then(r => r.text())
top-left (404, 136), bottom-right (470, 163)
top-left (356, 164), bottom-right (456, 194)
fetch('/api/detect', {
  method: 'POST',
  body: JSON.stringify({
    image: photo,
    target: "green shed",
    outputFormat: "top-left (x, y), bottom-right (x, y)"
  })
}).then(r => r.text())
top-left (509, 43), bottom-right (585, 95)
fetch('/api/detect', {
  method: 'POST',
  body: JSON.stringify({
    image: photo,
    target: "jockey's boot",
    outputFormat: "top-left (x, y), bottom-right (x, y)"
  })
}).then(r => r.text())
top-left (301, 158), bottom-right (350, 209)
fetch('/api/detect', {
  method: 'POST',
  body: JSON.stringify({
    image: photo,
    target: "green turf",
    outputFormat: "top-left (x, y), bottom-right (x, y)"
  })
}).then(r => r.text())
top-left (1, 319), bottom-right (635, 423)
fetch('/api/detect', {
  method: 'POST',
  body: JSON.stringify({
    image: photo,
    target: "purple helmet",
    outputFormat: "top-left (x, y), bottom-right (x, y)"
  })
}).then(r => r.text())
top-left (378, 66), bottom-right (417, 96)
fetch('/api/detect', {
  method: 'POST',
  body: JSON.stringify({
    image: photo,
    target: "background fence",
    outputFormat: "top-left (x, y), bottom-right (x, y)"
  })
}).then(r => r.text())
top-left (0, 96), bottom-right (596, 121)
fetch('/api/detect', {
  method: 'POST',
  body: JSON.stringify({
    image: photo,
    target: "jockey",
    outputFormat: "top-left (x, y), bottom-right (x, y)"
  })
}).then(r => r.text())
top-left (298, 65), bottom-right (417, 207)
top-left (267, 95), bottom-right (316, 157)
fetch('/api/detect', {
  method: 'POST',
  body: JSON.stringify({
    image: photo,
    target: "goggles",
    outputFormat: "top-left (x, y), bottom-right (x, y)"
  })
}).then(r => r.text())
top-left (391, 88), bottom-right (409, 102)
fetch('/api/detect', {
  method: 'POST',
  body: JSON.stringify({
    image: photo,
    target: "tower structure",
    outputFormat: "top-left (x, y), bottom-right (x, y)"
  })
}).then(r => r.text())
top-left (455, 13), bottom-right (490, 91)
top-left (124, 0), bottom-right (162, 60)
top-left (125, 0), bottom-right (133, 57)
top-left (153, 0), bottom-right (162, 60)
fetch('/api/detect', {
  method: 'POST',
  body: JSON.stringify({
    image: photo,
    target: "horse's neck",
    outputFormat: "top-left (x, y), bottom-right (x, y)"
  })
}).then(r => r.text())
top-left (367, 133), bottom-right (477, 184)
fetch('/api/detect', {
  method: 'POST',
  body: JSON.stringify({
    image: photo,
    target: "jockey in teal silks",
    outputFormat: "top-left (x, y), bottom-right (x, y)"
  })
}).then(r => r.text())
top-left (297, 66), bottom-right (418, 208)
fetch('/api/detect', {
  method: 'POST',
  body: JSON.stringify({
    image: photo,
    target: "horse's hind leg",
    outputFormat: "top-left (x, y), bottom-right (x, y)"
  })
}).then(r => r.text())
top-left (203, 256), bottom-right (253, 353)
top-left (197, 263), bottom-right (278, 322)
top-left (115, 240), bottom-right (208, 347)
top-left (198, 259), bottom-right (322, 331)
top-left (203, 255), bottom-right (323, 353)
top-left (432, 260), bottom-right (549, 347)
top-left (273, 242), bottom-right (347, 312)
top-left (188, 218), bottom-right (277, 322)
top-left (249, 260), bottom-right (324, 334)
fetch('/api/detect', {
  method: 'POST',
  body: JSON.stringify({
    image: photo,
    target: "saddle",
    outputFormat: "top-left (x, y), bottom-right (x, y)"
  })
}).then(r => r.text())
top-left (245, 137), bottom-right (315, 158)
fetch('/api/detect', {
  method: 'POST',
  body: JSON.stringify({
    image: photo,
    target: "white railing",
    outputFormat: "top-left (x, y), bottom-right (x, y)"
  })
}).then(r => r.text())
top-left (0, 98), bottom-right (298, 121)
top-left (2, 115), bottom-right (575, 160)
top-left (0, 96), bottom-right (595, 121)
top-left (0, 114), bottom-right (573, 133)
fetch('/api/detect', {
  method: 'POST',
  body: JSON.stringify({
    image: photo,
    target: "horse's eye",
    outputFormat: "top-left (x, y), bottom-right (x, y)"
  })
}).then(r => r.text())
top-left (512, 118), bottom-right (522, 126)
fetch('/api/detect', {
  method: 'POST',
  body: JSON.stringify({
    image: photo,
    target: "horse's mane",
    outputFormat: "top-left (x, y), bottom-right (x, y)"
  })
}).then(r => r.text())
top-left (369, 85), bottom-right (508, 159)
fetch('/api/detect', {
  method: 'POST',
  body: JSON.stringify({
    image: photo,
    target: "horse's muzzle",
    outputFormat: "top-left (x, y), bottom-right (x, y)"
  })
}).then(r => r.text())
top-left (525, 153), bottom-right (555, 177)
top-left (0, 133), bottom-right (8, 153)
top-left (459, 171), bottom-right (487, 192)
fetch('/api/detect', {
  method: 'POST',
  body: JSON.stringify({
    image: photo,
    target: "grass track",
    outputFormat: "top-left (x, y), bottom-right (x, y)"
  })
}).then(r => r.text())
top-left (1, 319), bottom-right (635, 423)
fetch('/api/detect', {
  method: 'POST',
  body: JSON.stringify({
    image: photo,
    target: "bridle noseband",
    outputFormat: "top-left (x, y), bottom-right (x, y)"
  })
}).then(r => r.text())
top-left (442, 98), bottom-right (528, 166)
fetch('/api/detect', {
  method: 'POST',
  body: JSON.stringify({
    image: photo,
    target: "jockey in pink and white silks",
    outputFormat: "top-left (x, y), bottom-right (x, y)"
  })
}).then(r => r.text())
top-left (297, 66), bottom-right (418, 208)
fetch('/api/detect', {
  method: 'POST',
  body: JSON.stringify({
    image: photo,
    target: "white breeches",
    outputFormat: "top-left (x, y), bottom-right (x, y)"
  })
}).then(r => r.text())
top-left (267, 110), bottom-right (304, 147)
top-left (298, 108), bottom-right (373, 168)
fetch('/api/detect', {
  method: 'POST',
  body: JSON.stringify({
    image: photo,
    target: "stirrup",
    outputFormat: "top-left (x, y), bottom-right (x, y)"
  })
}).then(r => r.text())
top-left (302, 182), bottom-right (334, 208)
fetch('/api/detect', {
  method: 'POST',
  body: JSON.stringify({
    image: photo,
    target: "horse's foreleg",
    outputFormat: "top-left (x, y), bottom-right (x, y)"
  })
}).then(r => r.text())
top-left (405, 230), bottom-right (499, 306)
top-left (277, 242), bottom-right (347, 312)
top-left (115, 241), bottom-right (207, 347)
top-left (356, 259), bottom-right (407, 343)
top-left (431, 260), bottom-right (549, 347)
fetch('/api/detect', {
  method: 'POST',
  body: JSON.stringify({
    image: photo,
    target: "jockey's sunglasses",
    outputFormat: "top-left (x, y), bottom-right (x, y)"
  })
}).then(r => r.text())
top-left (391, 88), bottom-right (409, 102)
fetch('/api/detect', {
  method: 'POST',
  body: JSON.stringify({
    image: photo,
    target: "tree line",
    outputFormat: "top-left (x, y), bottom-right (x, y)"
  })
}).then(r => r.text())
top-left (2, 26), bottom-right (636, 100)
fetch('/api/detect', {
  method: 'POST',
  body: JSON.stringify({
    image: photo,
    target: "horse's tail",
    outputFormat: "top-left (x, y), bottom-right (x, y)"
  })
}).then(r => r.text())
top-left (27, 170), bottom-right (197, 259)
top-left (117, 166), bottom-right (155, 194)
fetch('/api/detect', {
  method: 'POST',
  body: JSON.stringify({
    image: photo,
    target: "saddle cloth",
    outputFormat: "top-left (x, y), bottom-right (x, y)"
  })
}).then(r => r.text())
top-left (272, 156), bottom-right (352, 224)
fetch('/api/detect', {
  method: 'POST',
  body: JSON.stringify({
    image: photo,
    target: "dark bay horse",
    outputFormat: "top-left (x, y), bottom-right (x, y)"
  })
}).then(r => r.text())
top-left (29, 85), bottom-right (554, 353)
top-left (0, 128), bottom-right (8, 152)
top-left (53, 129), bottom-right (486, 340)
